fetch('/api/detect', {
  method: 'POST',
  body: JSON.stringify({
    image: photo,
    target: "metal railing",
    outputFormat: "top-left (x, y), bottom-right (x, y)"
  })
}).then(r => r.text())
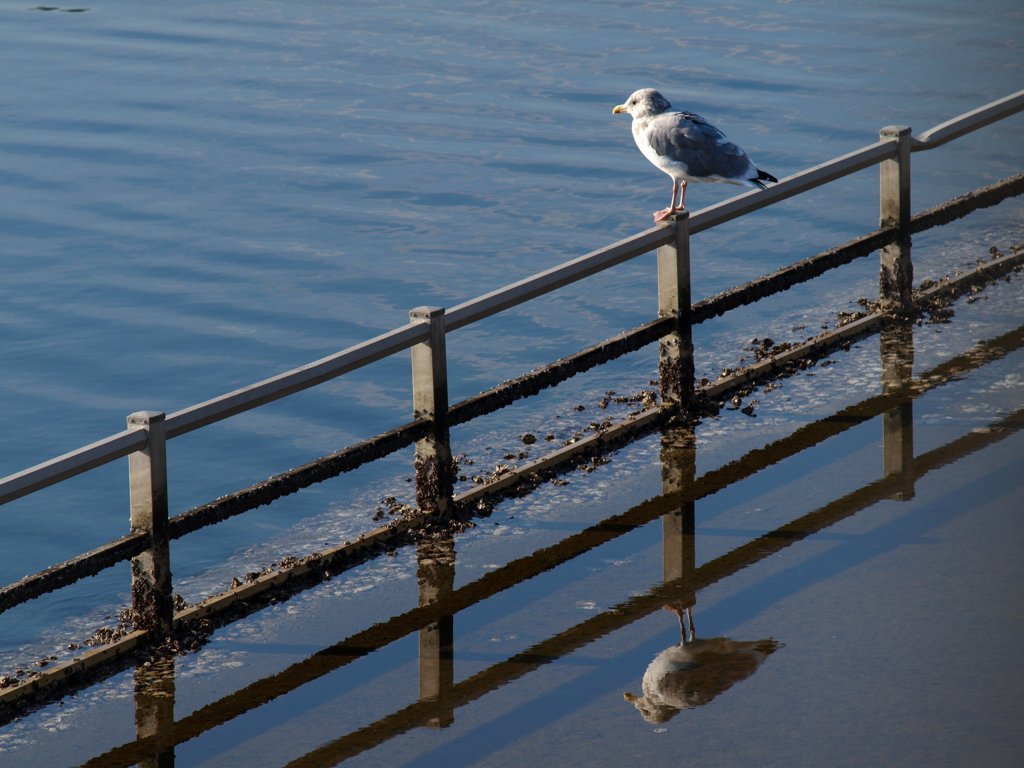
top-left (1, 88), bottom-right (1022, 647)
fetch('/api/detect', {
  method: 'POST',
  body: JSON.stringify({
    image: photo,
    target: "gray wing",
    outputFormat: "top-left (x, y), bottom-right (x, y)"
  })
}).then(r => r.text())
top-left (644, 112), bottom-right (756, 181)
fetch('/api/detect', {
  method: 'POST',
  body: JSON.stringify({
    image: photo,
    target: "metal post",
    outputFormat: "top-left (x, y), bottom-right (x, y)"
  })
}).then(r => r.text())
top-left (127, 411), bottom-right (173, 635)
top-left (410, 307), bottom-right (454, 516)
top-left (661, 424), bottom-right (696, 636)
top-left (879, 125), bottom-right (913, 314)
top-left (880, 322), bottom-right (915, 500)
top-left (417, 536), bottom-right (455, 728)
top-left (134, 651), bottom-right (176, 768)
top-left (657, 212), bottom-right (695, 408)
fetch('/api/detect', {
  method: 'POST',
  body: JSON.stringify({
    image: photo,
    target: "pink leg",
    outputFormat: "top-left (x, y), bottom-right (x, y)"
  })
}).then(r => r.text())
top-left (653, 180), bottom-right (687, 222)
top-left (653, 180), bottom-right (678, 221)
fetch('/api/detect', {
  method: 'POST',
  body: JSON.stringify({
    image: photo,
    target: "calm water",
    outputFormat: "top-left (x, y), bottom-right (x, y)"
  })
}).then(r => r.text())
top-left (1, 0), bottom-right (1023, 765)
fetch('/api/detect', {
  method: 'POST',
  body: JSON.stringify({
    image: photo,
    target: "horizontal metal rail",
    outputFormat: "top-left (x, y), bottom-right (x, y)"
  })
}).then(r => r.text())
top-left (444, 227), bottom-right (673, 331)
top-left (5, 164), bottom-right (1021, 514)
top-left (0, 323), bottom-right (429, 508)
top-left (449, 317), bottom-right (673, 425)
top-left (912, 88), bottom-right (1024, 151)
top-left (164, 322), bottom-right (430, 439)
top-left (689, 140), bottom-right (898, 233)
top-left (445, 141), bottom-right (905, 328)
top-left (166, 418), bottom-right (431, 540)
top-left (0, 430), bottom-right (147, 507)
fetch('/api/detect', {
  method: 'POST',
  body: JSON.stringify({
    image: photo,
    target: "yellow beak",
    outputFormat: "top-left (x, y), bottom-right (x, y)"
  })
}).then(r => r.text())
top-left (613, 104), bottom-right (628, 114)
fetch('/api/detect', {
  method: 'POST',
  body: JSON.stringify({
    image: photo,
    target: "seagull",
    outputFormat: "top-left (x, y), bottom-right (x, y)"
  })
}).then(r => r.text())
top-left (613, 88), bottom-right (777, 221)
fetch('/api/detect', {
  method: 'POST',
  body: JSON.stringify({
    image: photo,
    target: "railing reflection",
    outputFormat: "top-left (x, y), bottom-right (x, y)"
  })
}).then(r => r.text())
top-left (660, 424), bottom-right (697, 636)
top-left (133, 652), bottom-right (175, 768)
top-left (87, 327), bottom-right (1024, 768)
top-left (881, 321), bottom-right (915, 500)
top-left (417, 537), bottom-right (455, 729)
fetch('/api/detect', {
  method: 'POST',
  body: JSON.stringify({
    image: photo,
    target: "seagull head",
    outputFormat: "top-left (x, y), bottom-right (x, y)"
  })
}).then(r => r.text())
top-left (613, 89), bottom-right (672, 119)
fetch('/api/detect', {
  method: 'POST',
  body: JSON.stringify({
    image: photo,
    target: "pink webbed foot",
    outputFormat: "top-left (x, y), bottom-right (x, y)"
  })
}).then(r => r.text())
top-left (653, 207), bottom-right (684, 222)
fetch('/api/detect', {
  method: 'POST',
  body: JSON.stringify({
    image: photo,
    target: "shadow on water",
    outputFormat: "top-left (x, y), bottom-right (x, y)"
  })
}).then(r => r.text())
top-left (69, 317), bottom-right (1024, 768)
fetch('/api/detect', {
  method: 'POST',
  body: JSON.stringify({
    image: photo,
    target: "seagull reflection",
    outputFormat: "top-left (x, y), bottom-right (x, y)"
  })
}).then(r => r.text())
top-left (624, 604), bottom-right (780, 724)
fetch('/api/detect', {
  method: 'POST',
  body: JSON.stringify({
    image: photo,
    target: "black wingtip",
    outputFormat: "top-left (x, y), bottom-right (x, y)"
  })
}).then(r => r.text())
top-left (757, 169), bottom-right (778, 184)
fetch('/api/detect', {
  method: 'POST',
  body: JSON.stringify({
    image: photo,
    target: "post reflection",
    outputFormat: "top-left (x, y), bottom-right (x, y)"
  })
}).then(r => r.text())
top-left (133, 651), bottom-right (176, 768)
top-left (417, 535), bottom-right (455, 729)
top-left (881, 320), bottom-right (915, 500)
top-left (659, 423), bottom-right (696, 623)
top-left (623, 423), bottom-right (780, 725)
